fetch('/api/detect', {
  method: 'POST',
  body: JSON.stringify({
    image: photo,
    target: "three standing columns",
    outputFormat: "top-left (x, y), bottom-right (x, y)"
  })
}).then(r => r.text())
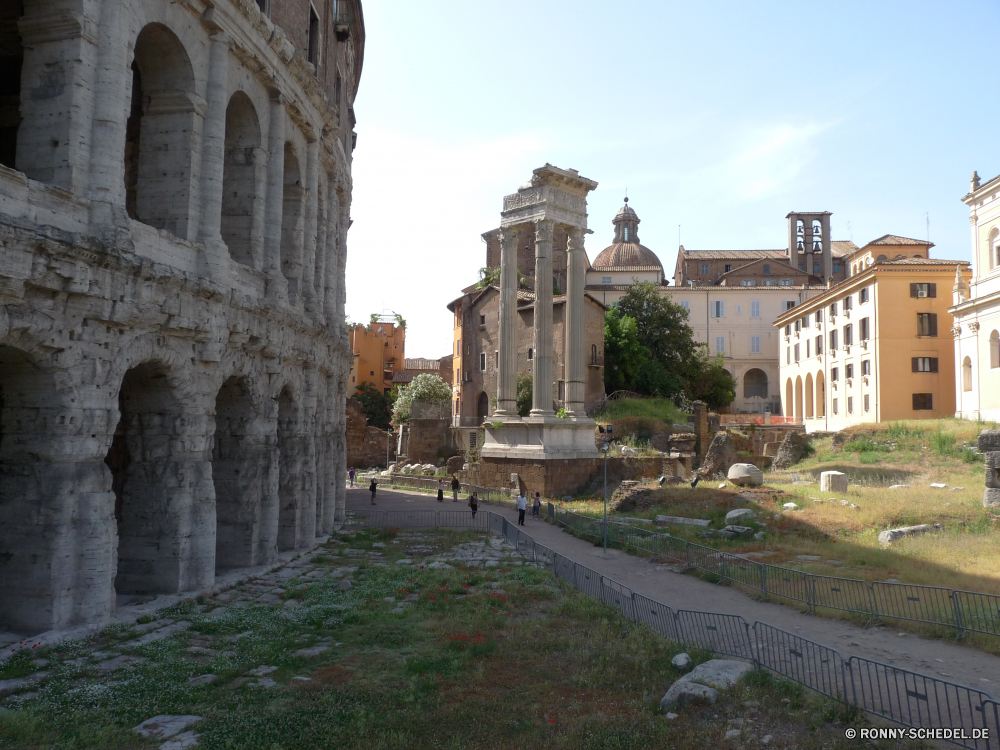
top-left (565, 227), bottom-right (587, 416)
top-left (495, 227), bottom-right (519, 417)
top-left (530, 219), bottom-right (555, 417)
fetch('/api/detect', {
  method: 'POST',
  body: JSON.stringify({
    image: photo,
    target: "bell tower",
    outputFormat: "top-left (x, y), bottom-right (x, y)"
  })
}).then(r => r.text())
top-left (786, 211), bottom-right (832, 281)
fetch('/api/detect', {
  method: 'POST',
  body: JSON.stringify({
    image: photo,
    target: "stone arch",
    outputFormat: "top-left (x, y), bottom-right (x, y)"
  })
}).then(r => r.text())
top-left (963, 356), bottom-right (973, 392)
top-left (0, 0), bottom-right (23, 171)
top-left (213, 375), bottom-right (272, 570)
top-left (804, 372), bottom-right (814, 419)
top-left (784, 378), bottom-right (793, 418)
top-left (125, 23), bottom-right (199, 240)
top-left (815, 370), bottom-right (825, 418)
top-left (991, 229), bottom-right (1000, 269)
top-left (281, 141), bottom-right (304, 302)
top-left (0, 345), bottom-right (65, 632)
top-left (106, 360), bottom-right (197, 597)
top-left (991, 330), bottom-right (999, 369)
top-left (794, 375), bottom-right (803, 420)
top-left (743, 368), bottom-right (768, 399)
top-left (477, 391), bottom-right (489, 421)
top-left (221, 91), bottom-right (264, 268)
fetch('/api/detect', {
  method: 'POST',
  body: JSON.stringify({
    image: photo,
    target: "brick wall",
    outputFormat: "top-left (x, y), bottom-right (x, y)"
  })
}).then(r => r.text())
top-left (478, 456), bottom-right (662, 499)
top-left (346, 398), bottom-right (390, 469)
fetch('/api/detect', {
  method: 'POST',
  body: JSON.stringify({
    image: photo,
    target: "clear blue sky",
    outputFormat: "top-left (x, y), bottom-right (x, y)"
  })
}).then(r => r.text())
top-left (347, 0), bottom-right (999, 357)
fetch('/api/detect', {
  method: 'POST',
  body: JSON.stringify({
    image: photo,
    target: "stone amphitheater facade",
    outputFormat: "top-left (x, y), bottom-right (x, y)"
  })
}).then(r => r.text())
top-left (0, 0), bottom-right (364, 634)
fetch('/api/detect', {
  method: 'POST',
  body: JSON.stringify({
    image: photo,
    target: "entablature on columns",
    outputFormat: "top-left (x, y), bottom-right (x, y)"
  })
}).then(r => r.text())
top-left (500, 165), bottom-right (597, 232)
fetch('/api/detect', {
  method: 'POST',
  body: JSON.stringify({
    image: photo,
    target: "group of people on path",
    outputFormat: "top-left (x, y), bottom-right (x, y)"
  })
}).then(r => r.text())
top-left (516, 491), bottom-right (541, 525)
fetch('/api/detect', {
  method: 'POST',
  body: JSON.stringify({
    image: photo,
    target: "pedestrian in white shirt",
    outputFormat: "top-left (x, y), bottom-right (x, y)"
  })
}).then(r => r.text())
top-left (516, 492), bottom-right (527, 526)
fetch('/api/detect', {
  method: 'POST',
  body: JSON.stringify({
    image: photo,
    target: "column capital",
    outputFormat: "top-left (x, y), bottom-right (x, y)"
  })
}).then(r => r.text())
top-left (534, 218), bottom-right (554, 242)
top-left (566, 226), bottom-right (585, 250)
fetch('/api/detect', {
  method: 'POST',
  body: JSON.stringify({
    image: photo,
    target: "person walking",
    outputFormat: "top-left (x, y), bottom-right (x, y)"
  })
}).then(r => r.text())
top-left (516, 491), bottom-right (527, 526)
top-left (369, 478), bottom-right (377, 505)
top-left (348, 468), bottom-right (355, 488)
top-left (437, 479), bottom-right (444, 503)
top-left (532, 492), bottom-right (541, 521)
top-left (468, 490), bottom-right (479, 519)
top-left (451, 475), bottom-right (461, 502)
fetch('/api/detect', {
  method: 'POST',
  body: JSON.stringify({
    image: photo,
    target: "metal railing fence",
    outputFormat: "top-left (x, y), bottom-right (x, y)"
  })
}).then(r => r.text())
top-left (344, 506), bottom-right (996, 748)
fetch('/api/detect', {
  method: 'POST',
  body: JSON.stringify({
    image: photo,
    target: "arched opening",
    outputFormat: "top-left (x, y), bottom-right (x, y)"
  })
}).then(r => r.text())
top-left (804, 373), bottom-right (814, 419)
top-left (991, 230), bottom-right (1000, 269)
top-left (0, 0), bottom-right (23, 170)
top-left (477, 391), bottom-right (489, 422)
top-left (794, 376), bottom-right (803, 420)
top-left (281, 142), bottom-right (304, 302)
top-left (221, 92), bottom-right (263, 268)
top-left (276, 386), bottom-right (302, 551)
top-left (815, 371), bottom-right (826, 417)
top-left (0, 346), bottom-right (60, 632)
top-left (125, 23), bottom-right (198, 240)
top-left (213, 377), bottom-right (266, 571)
top-left (784, 378), bottom-right (793, 418)
top-left (743, 368), bottom-right (768, 399)
top-left (106, 362), bottom-right (185, 598)
top-left (592, 344), bottom-right (599, 364)
top-left (963, 356), bottom-right (973, 392)
top-left (991, 331), bottom-right (999, 369)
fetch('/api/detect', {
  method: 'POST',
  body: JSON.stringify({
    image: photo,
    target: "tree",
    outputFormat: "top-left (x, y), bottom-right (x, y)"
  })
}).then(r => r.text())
top-left (391, 373), bottom-right (451, 425)
top-left (516, 371), bottom-right (532, 417)
top-left (354, 381), bottom-right (392, 430)
top-left (687, 353), bottom-right (737, 410)
top-left (603, 306), bottom-right (650, 394)
top-left (476, 266), bottom-right (528, 290)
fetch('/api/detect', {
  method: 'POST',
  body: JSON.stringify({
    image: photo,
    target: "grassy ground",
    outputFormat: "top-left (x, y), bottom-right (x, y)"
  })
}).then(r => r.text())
top-left (562, 418), bottom-right (1000, 606)
top-left (591, 397), bottom-right (690, 426)
top-left (0, 528), bottom-right (896, 749)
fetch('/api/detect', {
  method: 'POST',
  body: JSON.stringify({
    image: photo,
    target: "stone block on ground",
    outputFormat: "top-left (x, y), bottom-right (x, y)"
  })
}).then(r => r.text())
top-left (878, 524), bottom-right (941, 547)
top-left (979, 431), bottom-right (1000, 452)
top-left (660, 681), bottom-right (718, 712)
top-left (656, 515), bottom-right (710, 528)
top-left (772, 431), bottom-right (810, 470)
top-left (133, 715), bottom-right (203, 740)
top-left (819, 471), bottom-right (848, 493)
top-left (671, 653), bottom-right (691, 670)
top-left (160, 732), bottom-right (202, 750)
top-left (984, 488), bottom-right (1000, 508)
top-left (699, 433), bottom-right (738, 479)
top-left (683, 659), bottom-right (754, 689)
top-left (717, 525), bottom-right (754, 539)
top-left (782, 502), bottom-right (798, 511)
top-left (727, 463), bottom-right (763, 487)
top-left (725, 508), bottom-right (757, 525)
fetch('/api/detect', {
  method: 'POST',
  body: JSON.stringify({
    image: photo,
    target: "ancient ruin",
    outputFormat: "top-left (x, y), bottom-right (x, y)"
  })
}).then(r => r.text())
top-left (0, 0), bottom-right (364, 634)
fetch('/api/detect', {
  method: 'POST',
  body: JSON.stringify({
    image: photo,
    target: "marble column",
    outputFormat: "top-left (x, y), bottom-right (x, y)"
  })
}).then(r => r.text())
top-left (530, 219), bottom-right (555, 417)
top-left (565, 227), bottom-right (587, 416)
top-left (495, 227), bottom-right (519, 418)
top-left (302, 140), bottom-right (320, 315)
top-left (263, 94), bottom-right (288, 303)
top-left (197, 31), bottom-right (231, 281)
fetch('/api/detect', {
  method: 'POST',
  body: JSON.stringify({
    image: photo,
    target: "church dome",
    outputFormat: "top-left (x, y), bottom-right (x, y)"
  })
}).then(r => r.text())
top-left (591, 198), bottom-right (664, 271)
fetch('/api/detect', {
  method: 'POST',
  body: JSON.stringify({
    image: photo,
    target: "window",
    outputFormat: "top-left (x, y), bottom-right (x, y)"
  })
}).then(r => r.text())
top-left (725, 264), bottom-right (733, 272)
top-left (466, 343), bottom-right (471, 355)
top-left (859, 287), bottom-right (869, 303)
top-left (912, 393), bottom-right (934, 410)
top-left (801, 314), bottom-right (810, 327)
top-left (813, 263), bottom-right (820, 274)
top-left (912, 357), bottom-right (938, 372)
top-left (816, 309), bottom-right (823, 323)
top-left (712, 301), bottom-right (725, 318)
top-left (815, 335), bottom-right (822, 355)
top-left (910, 283), bottom-right (937, 298)
top-left (831, 367), bottom-right (839, 382)
top-left (829, 329), bottom-right (838, 350)
top-left (527, 348), bottom-right (533, 360)
top-left (602, 276), bottom-right (612, 284)
top-left (864, 394), bottom-right (870, 412)
top-left (785, 324), bottom-right (791, 336)
top-left (846, 363), bottom-right (854, 379)
top-left (798, 263), bottom-right (805, 271)
top-left (456, 339), bottom-right (460, 355)
top-left (793, 343), bottom-right (800, 362)
top-left (369, 370), bottom-right (374, 376)
top-left (701, 264), bottom-right (709, 274)
top-left (832, 398), bottom-right (838, 414)
top-left (862, 359), bottom-right (870, 376)
top-left (795, 320), bottom-right (800, 333)
top-left (480, 352), bottom-right (486, 371)
top-left (963, 356), bottom-right (972, 391)
top-left (830, 302), bottom-right (837, 316)
top-left (859, 317), bottom-right (869, 340)
top-left (917, 313), bottom-right (938, 337)
top-left (843, 295), bottom-right (852, 310)
top-left (469, 430), bottom-right (478, 449)
top-left (765, 279), bottom-right (777, 286)
top-left (736, 305), bottom-right (742, 314)
top-left (307, 5), bottom-right (320, 68)
top-left (763, 264), bottom-right (771, 275)
top-left (806, 340), bottom-right (811, 357)
top-left (716, 336), bottom-right (726, 354)
top-left (784, 300), bottom-right (796, 311)
top-left (592, 344), bottom-right (599, 365)
top-left (847, 396), bottom-right (853, 413)
top-left (623, 226), bottom-right (629, 241)
top-left (751, 336), bottom-right (761, 354)
top-left (780, 279), bottom-right (793, 286)
top-left (741, 280), bottom-right (756, 286)
top-left (256, 0), bottom-right (270, 16)
top-left (480, 314), bottom-right (486, 326)
top-left (834, 263), bottom-right (842, 273)
top-left (680, 300), bottom-right (690, 311)
top-left (751, 301), bottom-right (761, 318)
top-left (843, 324), bottom-right (853, 346)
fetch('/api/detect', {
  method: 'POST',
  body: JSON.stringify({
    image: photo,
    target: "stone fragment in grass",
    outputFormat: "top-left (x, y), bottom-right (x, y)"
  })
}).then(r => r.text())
top-left (254, 677), bottom-right (277, 688)
top-left (282, 599), bottom-right (300, 608)
top-left (258, 593), bottom-right (282, 604)
top-left (94, 655), bottom-right (145, 672)
top-left (160, 730), bottom-right (201, 750)
top-left (753, 532), bottom-right (765, 540)
top-left (782, 502), bottom-right (798, 511)
top-left (0, 672), bottom-right (49, 696)
top-left (187, 674), bottom-right (218, 686)
top-left (133, 715), bottom-right (203, 739)
top-left (122, 621), bottom-right (192, 648)
top-left (249, 665), bottom-right (278, 677)
top-left (727, 464), bottom-right (763, 487)
top-left (718, 525), bottom-right (753, 539)
top-left (655, 515), bottom-right (710, 527)
top-left (980, 432), bottom-right (1000, 452)
top-left (889, 485), bottom-right (910, 490)
top-left (660, 681), bottom-right (718, 711)
top-left (820, 471), bottom-right (848, 493)
top-left (293, 643), bottom-right (331, 657)
top-left (725, 729), bottom-right (741, 740)
top-left (336, 579), bottom-right (352, 591)
top-left (134, 618), bottom-right (172, 633)
top-left (395, 559), bottom-right (413, 565)
top-left (878, 523), bottom-right (941, 547)
top-left (293, 676), bottom-right (311, 682)
top-left (671, 653), bottom-right (691, 670)
top-left (683, 659), bottom-right (754, 689)
top-left (796, 555), bottom-right (821, 561)
top-left (665, 712), bottom-right (678, 720)
top-left (725, 509), bottom-right (757, 524)
top-left (930, 483), bottom-right (948, 489)
top-left (985, 488), bottom-right (1000, 508)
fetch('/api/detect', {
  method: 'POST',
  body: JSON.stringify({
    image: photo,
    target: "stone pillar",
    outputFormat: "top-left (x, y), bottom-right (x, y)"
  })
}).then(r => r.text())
top-left (323, 184), bottom-right (338, 325)
top-left (263, 94), bottom-right (288, 303)
top-left (564, 227), bottom-right (587, 416)
top-left (692, 400), bottom-right (708, 454)
top-left (530, 219), bottom-right (555, 417)
top-left (197, 31), bottom-right (232, 282)
top-left (495, 226), bottom-right (519, 418)
top-left (982, 431), bottom-right (1000, 508)
top-left (820, 213), bottom-right (833, 280)
top-left (303, 141), bottom-right (320, 315)
top-left (88, 0), bottom-right (130, 236)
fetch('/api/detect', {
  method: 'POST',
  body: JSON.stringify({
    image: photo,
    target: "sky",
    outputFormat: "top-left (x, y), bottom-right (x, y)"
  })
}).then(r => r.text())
top-left (346, 0), bottom-right (1000, 357)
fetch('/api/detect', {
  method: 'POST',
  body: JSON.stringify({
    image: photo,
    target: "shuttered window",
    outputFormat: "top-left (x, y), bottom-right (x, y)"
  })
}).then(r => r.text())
top-left (912, 393), bottom-right (934, 410)
top-left (911, 357), bottom-right (938, 372)
top-left (917, 313), bottom-right (938, 337)
top-left (910, 283), bottom-right (937, 298)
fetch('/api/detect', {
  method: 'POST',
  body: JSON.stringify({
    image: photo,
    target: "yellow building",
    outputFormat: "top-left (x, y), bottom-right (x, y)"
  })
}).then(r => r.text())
top-left (774, 238), bottom-right (969, 431)
top-left (348, 318), bottom-right (405, 396)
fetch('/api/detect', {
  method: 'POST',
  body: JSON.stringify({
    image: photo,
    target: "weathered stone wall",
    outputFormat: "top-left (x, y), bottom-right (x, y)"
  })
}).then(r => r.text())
top-left (405, 400), bottom-right (453, 465)
top-left (0, 0), bottom-right (363, 635)
top-left (345, 397), bottom-right (389, 469)
top-left (478, 456), bottom-right (661, 499)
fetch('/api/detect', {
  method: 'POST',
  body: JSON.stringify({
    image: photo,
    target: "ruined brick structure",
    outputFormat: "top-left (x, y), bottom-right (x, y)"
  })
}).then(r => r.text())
top-left (0, 0), bottom-right (364, 634)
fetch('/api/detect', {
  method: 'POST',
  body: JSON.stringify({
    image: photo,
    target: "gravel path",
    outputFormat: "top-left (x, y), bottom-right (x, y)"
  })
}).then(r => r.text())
top-left (350, 485), bottom-right (1000, 692)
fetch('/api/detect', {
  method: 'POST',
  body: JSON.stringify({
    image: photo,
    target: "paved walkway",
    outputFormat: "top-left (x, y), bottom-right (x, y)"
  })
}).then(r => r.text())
top-left (350, 485), bottom-right (1000, 692)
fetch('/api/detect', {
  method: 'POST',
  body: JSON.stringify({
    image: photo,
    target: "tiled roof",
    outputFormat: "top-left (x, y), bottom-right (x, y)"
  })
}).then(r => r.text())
top-left (831, 240), bottom-right (859, 257)
top-left (879, 257), bottom-right (969, 266)
top-left (592, 242), bottom-right (664, 272)
top-left (585, 284), bottom-right (642, 292)
top-left (682, 249), bottom-right (787, 260)
top-left (864, 234), bottom-right (933, 247)
top-left (590, 265), bottom-right (663, 273)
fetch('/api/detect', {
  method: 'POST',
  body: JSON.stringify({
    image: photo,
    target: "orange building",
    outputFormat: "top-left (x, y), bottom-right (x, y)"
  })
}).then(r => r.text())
top-left (348, 318), bottom-right (405, 396)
